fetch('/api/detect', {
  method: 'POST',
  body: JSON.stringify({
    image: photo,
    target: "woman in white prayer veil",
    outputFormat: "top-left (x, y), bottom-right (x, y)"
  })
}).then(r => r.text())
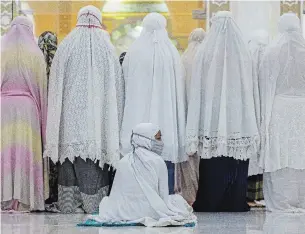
top-left (44, 5), bottom-right (124, 213)
top-left (247, 29), bottom-right (269, 205)
top-left (260, 13), bottom-right (305, 212)
top-left (182, 28), bottom-right (206, 102)
top-left (121, 13), bottom-right (186, 194)
top-left (88, 123), bottom-right (196, 227)
top-left (186, 11), bottom-right (259, 212)
top-left (175, 28), bottom-right (206, 205)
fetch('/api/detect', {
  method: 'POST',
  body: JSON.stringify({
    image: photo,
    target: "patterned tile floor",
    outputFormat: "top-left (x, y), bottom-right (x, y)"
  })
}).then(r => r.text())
top-left (1, 211), bottom-right (305, 234)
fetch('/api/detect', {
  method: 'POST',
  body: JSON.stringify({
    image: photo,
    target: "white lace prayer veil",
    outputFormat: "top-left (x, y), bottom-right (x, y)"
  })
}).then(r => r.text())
top-left (45, 5), bottom-right (124, 167)
top-left (182, 28), bottom-right (206, 103)
top-left (186, 11), bottom-right (259, 160)
top-left (121, 13), bottom-right (186, 163)
top-left (259, 13), bottom-right (305, 168)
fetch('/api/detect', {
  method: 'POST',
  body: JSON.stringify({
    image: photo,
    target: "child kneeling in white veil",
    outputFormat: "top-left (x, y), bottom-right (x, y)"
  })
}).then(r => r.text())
top-left (86, 123), bottom-right (196, 227)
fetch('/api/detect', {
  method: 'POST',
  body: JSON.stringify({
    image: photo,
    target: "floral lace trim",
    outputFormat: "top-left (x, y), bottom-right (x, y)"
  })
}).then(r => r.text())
top-left (44, 141), bottom-right (121, 168)
top-left (201, 136), bottom-right (259, 147)
top-left (186, 135), bottom-right (259, 161)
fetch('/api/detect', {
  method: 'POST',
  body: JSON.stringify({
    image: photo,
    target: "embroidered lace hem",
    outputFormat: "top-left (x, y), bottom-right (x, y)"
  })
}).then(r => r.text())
top-left (186, 135), bottom-right (259, 161)
top-left (44, 141), bottom-right (121, 168)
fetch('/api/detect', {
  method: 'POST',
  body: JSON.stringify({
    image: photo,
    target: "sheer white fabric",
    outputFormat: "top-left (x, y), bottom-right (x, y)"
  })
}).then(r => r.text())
top-left (186, 11), bottom-right (259, 161)
top-left (264, 168), bottom-right (305, 213)
top-left (120, 13), bottom-right (186, 163)
top-left (259, 13), bottom-right (305, 172)
top-left (248, 30), bottom-right (269, 176)
top-left (44, 6), bottom-right (124, 168)
top-left (89, 123), bottom-right (196, 227)
top-left (181, 28), bottom-right (206, 103)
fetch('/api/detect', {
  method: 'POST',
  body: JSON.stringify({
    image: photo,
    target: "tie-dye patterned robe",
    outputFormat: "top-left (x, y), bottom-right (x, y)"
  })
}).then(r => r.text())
top-left (1, 16), bottom-right (47, 211)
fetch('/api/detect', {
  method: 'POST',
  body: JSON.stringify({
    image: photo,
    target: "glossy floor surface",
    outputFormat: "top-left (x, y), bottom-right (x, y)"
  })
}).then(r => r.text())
top-left (1, 211), bottom-right (305, 234)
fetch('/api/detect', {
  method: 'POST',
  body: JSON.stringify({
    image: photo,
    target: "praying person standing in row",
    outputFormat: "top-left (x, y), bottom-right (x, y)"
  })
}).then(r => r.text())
top-left (175, 28), bottom-right (206, 205)
top-left (44, 5), bottom-right (124, 213)
top-left (38, 31), bottom-right (58, 89)
top-left (186, 11), bottom-right (259, 212)
top-left (182, 28), bottom-right (206, 103)
top-left (1, 16), bottom-right (48, 211)
top-left (247, 30), bottom-right (269, 205)
top-left (260, 13), bottom-right (305, 212)
top-left (120, 13), bottom-right (187, 194)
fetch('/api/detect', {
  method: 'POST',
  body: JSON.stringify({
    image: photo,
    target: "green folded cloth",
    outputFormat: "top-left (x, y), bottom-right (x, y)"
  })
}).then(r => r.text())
top-left (77, 219), bottom-right (196, 228)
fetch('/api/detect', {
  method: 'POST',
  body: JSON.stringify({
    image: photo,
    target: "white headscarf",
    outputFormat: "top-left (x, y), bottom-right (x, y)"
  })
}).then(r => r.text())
top-left (186, 11), bottom-right (259, 160)
top-left (259, 13), bottom-right (305, 170)
top-left (44, 6), bottom-right (125, 167)
top-left (121, 13), bottom-right (186, 163)
top-left (131, 123), bottom-right (160, 151)
top-left (181, 28), bottom-right (206, 103)
top-left (248, 30), bottom-right (269, 176)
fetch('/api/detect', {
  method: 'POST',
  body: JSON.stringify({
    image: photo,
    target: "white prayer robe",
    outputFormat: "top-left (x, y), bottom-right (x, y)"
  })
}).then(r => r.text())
top-left (185, 11), bottom-right (259, 161)
top-left (120, 13), bottom-right (186, 163)
top-left (44, 6), bottom-right (124, 168)
top-left (260, 13), bottom-right (305, 212)
top-left (90, 123), bottom-right (196, 227)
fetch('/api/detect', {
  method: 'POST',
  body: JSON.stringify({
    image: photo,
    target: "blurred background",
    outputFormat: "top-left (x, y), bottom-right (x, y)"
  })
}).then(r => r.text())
top-left (0, 0), bottom-right (206, 54)
top-left (1, 1), bottom-right (304, 54)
